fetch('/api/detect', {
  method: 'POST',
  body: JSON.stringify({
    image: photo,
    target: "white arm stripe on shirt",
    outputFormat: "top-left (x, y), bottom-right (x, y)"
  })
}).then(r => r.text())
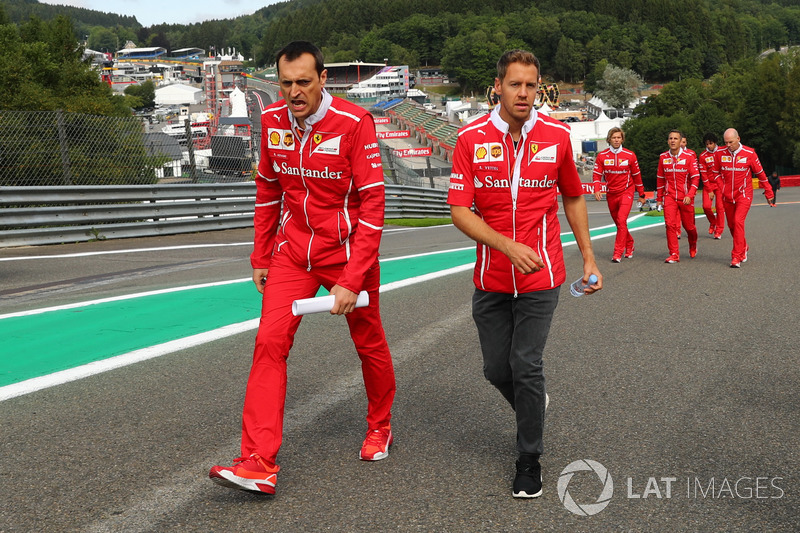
top-left (255, 200), bottom-right (281, 207)
top-left (359, 219), bottom-right (383, 231)
top-left (330, 106), bottom-right (361, 122)
top-left (257, 171), bottom-right (278, 182)
top-left (358, 181), bottom-right (384, 192)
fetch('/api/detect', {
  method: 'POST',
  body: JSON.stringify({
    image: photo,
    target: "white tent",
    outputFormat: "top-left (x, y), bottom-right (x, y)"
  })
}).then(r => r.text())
top-left (155, 84), bottom-right (204, 106)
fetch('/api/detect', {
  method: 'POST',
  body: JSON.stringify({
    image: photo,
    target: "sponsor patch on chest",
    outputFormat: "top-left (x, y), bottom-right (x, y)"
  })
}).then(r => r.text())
top-left (310, 133), bottom-right (343, 156)
top-left (473, 143), bottom-right (504, 163)
top-left (267, 128), bottom-right (296, 151)
top-left (528, 142), bottom-right (558, 164)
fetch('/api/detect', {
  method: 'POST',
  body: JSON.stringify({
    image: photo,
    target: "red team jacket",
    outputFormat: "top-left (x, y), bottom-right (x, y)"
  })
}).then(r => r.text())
top-left (251, 91), bottom-right (385, 294)
top-left (713, 144), bottom-right (773, 203)
top-left (592, 147), bottom-right (644, 196)
top-left (447, 108), bottom-right (584, 295)
top-left (656, 148), bottom-right (700, 203)
top-left (698, 147), bottom-right (720, 193)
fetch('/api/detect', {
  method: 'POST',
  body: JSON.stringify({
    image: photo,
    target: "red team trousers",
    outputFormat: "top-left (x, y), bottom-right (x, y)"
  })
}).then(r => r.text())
top-left (606, 191), bottom-right (635, 257)
top-left (702, 187), bottom-right (724, 233)
top-left (241, 250), bottom-right (396, 465)
top-left (723, 197), bottom-right (752, 262)
top-left (664, 196), bottom-right (698, 256)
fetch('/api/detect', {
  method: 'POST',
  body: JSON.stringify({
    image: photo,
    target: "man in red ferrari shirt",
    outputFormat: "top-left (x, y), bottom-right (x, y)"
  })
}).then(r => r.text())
top-left (715, 128), bottom-right (775, 268)
top-left (592, 127), bottom-right (645, 262)
top-left (656, 130), bottom-right (700, 263)
top-left (209, 41), bottom-right (396, 495)
top-left (448, 49), bottom-right (601, 499)
top-left (698, 132), bottom-right (725, 239)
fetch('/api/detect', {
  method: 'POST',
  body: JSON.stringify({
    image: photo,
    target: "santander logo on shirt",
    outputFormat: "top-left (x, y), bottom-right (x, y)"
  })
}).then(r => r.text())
top-left (276, 161), bottom-right (344, 179)
top-left (478, 175), bottom-right (557, 189)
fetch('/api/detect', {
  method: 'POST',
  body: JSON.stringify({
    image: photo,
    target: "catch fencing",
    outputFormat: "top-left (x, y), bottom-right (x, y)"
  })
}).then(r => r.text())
top-left (0, 110), bottom-right (260, 187)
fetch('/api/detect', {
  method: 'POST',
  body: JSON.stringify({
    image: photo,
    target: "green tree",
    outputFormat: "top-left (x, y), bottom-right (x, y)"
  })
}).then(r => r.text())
top-left (594, 63), bottom-right (644, 108)
top-left (124, 80), bottom-right (156, 110)
top-left (441, 25), bottom-right (507, 92)
top-left (553, 36), bottom-right (584, 82)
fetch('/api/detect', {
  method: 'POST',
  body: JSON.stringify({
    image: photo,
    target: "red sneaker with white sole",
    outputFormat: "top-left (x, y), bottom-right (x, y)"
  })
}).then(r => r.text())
top-left (359, 425), bottom-right (393, 461)
top-left (209, 453), bottom-right (279, 494)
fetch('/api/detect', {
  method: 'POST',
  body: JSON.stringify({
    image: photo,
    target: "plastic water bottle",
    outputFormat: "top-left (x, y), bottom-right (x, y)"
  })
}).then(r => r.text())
top-left (569, 274), bottom-right (598, 297)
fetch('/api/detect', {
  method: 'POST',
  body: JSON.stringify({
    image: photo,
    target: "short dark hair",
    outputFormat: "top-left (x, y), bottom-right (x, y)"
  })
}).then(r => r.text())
top-left (497, 49), bottom-right (540, 81)
top-left (276, 41), bottom-right (325, 77)
top-left (703, 132), bottom-right (718, 144)
top-left (668, 129), bottom-right (683, 139)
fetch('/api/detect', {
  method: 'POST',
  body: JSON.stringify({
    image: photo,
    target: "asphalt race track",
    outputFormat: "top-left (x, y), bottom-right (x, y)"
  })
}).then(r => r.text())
top-left (1, 189), bottom-right (798, 532)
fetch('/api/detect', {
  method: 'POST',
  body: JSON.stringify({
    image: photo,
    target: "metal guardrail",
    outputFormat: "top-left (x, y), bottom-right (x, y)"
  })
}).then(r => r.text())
top-left (0, 183), bottom-right (451, 248)
top-left (384, 184), bottom-right (450, 218)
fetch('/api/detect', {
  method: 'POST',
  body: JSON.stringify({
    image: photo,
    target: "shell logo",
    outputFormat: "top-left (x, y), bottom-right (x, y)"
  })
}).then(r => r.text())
top-left (476, 146), bottom-right (488, 160)
top-left (269, 131), bottom-right (281, 146)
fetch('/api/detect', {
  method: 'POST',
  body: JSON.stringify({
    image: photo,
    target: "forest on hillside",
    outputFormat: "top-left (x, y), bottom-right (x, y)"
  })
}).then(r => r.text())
top-left (4, 0), bottom-right (800, 90)
top-left (2, 0), bottom-right (800, 174)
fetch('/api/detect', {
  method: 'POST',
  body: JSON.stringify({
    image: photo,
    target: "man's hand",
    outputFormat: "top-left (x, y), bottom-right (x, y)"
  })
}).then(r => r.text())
top-left (252, 268), bottom-right (269, 294)
top-left (708, 191), bottom-right (715, 202)
top-left (503, 241), bottom-right (545, 274)
top-left (683, 196), bottom-right (693, 205)
top-left (593, 191), bottom-right (603, 201)
top-left (329, 284), bottom-right (358, 315)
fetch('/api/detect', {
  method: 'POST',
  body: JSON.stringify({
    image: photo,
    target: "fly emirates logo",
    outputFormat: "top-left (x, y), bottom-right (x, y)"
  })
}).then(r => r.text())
top-left (274, 161), bottom-right (343, 179)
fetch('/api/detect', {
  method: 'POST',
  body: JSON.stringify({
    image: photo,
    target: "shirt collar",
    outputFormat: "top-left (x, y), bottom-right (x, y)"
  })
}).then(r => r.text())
top-left (289, 89), bottom-right (332, 130)
top-left (609, 146), bottom-right (623, 154)
top-left (489, 105), bottom-right (538, 139)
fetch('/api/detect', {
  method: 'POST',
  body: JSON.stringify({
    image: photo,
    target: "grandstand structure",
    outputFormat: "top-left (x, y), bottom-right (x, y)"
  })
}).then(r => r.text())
top-left (380, 100), bottom-right (460, 161)
top-left (115, 47), bottom-right (168, 60)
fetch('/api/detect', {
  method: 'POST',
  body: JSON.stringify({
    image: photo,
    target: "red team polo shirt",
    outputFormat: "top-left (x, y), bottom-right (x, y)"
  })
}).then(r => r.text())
top-left (252, 91), bottom-right (385, 294)
top-left (592, 147), bottom-right (644, 196)
top-left (656, 148), bottom-right (700, 203)
top-left (447, 108), bottom-right (584, 295)
top-left (713, 144), bottom-right (773, 202)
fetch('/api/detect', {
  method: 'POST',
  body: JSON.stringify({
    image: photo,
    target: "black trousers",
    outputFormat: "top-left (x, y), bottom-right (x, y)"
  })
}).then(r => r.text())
top-left (472, 286), bottom-right (560, 456)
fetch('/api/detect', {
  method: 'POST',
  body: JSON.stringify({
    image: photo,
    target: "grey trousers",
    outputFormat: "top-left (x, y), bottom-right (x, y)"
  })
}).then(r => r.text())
top-left (472, 286), bottom-right (560, 456)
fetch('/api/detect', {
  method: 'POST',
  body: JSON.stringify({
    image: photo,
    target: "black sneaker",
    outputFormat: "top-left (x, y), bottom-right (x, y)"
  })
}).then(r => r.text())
top-left (513, 455), bottom-right (542, 498)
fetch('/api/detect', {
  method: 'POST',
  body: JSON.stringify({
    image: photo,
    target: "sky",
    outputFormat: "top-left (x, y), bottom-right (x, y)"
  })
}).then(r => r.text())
top-left (39, 0), bottom-right (282, 27)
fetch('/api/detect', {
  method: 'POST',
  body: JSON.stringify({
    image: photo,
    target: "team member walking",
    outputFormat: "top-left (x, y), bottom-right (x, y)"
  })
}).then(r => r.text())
top-left (656, 130), bottom-right (700, 263)
top-left (715, 128), bottom-right (775, 268)
top-left (448, 49), bottom-right (601, 499)
top-left (698, 132), bottom-right (725, 239)
top-left (209, 41), bottom-right (396, 495)
top-left (592, 127), bottom-right (645, 262)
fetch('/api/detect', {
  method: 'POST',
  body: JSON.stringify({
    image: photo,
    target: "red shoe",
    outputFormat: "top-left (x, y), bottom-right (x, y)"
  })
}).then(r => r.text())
top-left (665, 254), bottom-right (680, 264)
top-left (743, 246), bottom-right (749, 263)
top-left (689, 247), bottom-right (697, 258)
top-left (360, 425), bottom-right (393, 461)
top-left (730, 260), bottom-right (741, 268)
top-left (209, 454), bottom-right (279, 494)
top-left (713, 232), bottom-right (722, 240)
top-left (624, 246), bottom-right (634, 259)
top-left (611, 255), bottom-right (621, 263)
top-left (708, 225), bottom-right (715, 235)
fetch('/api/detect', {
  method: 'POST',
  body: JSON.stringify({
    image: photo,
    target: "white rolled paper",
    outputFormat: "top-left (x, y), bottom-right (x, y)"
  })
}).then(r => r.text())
top-left (291, 290), bottom-right (370, 316)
